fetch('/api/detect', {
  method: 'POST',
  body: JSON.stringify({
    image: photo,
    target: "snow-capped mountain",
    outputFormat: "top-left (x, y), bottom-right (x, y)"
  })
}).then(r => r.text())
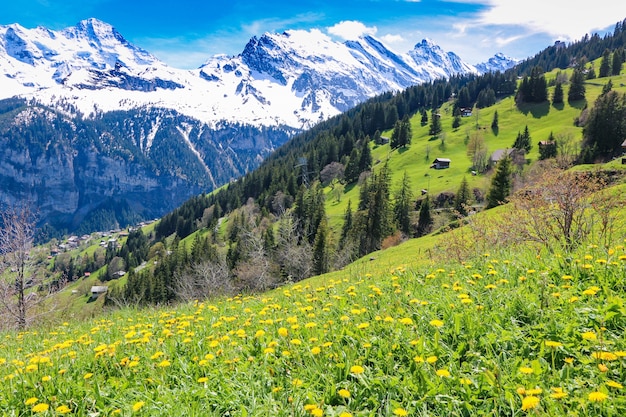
top-left (475, 52), bottom-right (519, 74)
top-left (0, 18), bottom-right (509, 234)
top-left (0, 19), bottom-right (481, 131)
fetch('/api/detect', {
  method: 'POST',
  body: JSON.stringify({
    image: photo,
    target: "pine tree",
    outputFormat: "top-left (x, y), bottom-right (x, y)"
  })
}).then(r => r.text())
top-left (357, 139), bottom-right (372, 173)
top-left (393, 171), bottom-right (413, 235)
top-left (338, 200), bottom-right (353, 249)
top-left (486, 156), bottom-right (512, 209)
top-left (568, 68), bottom-right (586, 102)
top-left (552, 82), bottom-right (564, 104)
top-left (344, 148), bottom-right (360, 184)
top-left (454, 177), bottom-right (471, 216)
top-left (491, 110), bottom-right (499, 131)
top-left (312, 217), bottom-right (329, 276)
top-left (420, 109), bottom-right (428, 126)
top-left (429, 111), bottom-right (442, 136)
top-left (599, 49), bottom-right (611, 78)
top-left (416, 195), bottom-right (433, 237)
top-left (612, 47), bottom-right (624, 75)
top-left (512, 125), bottom-right (532, 153)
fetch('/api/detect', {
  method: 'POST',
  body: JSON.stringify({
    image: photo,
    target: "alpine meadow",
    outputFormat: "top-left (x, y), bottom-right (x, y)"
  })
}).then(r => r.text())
top-left (1, 16), bottom-right (626, 417)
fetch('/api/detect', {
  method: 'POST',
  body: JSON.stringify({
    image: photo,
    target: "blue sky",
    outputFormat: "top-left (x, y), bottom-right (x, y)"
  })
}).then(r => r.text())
top-left (1, 0), bottom-right (623, 69)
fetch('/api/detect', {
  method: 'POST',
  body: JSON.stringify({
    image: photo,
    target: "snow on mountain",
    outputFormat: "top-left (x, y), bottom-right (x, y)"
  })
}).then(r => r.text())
top-left (475, 52), bottom-right (519, 74)
top-left (0, 19), bottom-right (480, 131)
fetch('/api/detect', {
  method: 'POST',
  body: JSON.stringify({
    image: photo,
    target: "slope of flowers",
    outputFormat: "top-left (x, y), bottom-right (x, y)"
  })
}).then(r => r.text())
top-left (1, 244), bottom-right (625, 416)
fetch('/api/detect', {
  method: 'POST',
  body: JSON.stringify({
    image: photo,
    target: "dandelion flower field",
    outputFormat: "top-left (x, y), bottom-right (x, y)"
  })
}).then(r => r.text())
top-left (1, 245), bottom-right (626, 416)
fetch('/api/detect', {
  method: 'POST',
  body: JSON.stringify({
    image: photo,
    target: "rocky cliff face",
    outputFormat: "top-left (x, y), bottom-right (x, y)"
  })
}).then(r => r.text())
top-left (0, 99), bottom-right (287, 234)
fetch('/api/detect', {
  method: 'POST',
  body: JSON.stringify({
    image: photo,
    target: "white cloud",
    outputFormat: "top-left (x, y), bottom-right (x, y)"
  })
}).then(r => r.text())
top-left (472, 0), bottom-right (621, 41)
top-left (327, 20), bottom-right (378, 40)
top-left (380, 33), bottom-right (405, 44)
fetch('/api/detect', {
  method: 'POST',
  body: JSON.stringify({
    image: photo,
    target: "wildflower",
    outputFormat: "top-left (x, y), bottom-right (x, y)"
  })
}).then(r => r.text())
top-left (598, 363), bottom-right (609, 372)
top-left (429, 319), bottom-right (444, 328)
top-left (339, 413), bottom-right (353, 417)
top-left (526, 388), bottom-right (542, 395)
top-left (519, 366), bottom-right (533, 374)
top-left (436, 369), bottom-right (451, 377)
top-left (413, 355), bottom-right (424, 363)
top-left (41, 375), bottom-right (52, 382)
top-left (84, 372), bottom-right (94, 379)
top-left (550, 387), bottom-right (567, 399)
top-left (132, 401), bottom-right (145, 411)
top-left (32, 403), bottom-right (49, 413)
top-left (606, 380), bottom-right (623, 389)
top-left (393, 408), bottom-right (408, 416)
top-left (582, 331), bottom-right (598, 340)
top-left (593, 351), bottom-right (618, 361)
top-left (25, 397), bottom-right (39, 406)
top-left (588, 391), bottom-right (608, 402)
top-left (521, 396), bottom-right (540, 411)
top-left (460, 378), bottom-right (472, 385)
top-left (545, 341), bottom-right (562, 348)
top-left (158, 360), bottom-right (171, 367)
top-left (255, 329), bottom-right (266, 338)
top-left (399, 317), bottom-right (413, 325)
top-left (350, 365), bottom-right (365, 374)
top-left (426, 356), bottom-right (438, 364)
top-left (338, 388), bottom-right (351, 398)
top-left (198, 377), bottom-right (208, 383)
top-left (292, 378), bottom-right (304, 387)
top-left (311, 347), bottom-right (321, 355)
top-left (278, 327), bottom-right (288, 337)
top-left (310, 407), bottom-right (323, 416)
top-left (56, 405), bottom-right (72, 414)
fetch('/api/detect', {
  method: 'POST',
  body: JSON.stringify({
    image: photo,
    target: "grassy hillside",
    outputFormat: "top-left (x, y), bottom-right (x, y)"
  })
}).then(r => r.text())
top-left (1, 179), bottom-right (625, 415)
top-left (326, 66), bottom-right (626, 227)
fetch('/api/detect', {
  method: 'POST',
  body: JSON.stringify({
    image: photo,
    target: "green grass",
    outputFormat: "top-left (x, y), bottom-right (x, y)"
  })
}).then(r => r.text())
top-left (2, 213), bottom-right (625, 415)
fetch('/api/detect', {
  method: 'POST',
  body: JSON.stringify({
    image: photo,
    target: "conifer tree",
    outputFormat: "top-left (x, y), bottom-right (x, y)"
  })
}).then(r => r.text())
top-left (599, 49), bottom-right (611, 78)
top-left (568, 68), bottom-right (586, 102)
top-left (454, 177), bottom-right (471, 216)
top-left (491, 110), bottom-right (499, 133)
top-left (612, 47), bottom-right (624, 75)
top-left (429, 110), bottom-right (442, 136)
top-left (338, 200), bottom-right (353, 250)
top-left (312, 217), bottom-right (329, 276)
top-left (420, 109), bottom-right (428, 126)
top-left (393, 171), bottom-right (413, 235)
top-left (416, 195), bottom-right (433, 237)
top-left (512, 125), bottom-right (532, 153)
top-left (486, 156), bottom-right (512, 209)
top-left (552, 82), bottom-right (564, 104)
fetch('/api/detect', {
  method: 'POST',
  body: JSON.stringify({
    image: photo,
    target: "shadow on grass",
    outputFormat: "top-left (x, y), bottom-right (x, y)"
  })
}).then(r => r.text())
top-left (568, 99), bottom-right (587, 110)
top-left (517, 101), bottom-right (550, 118)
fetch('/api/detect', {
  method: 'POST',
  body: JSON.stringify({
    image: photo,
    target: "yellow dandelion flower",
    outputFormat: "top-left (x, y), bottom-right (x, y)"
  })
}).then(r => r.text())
top-left (84, 372), bottom-right (94, 379)
top-left (426, 355), bottom-right (438, 364)
top-left (278, 327), bottom-right (288, 337)
top-left (32, 403), bottom-right (49, 413)
top-left (545, 340), bottom-right (562, 348)
top-left (593, 351), bottom-right (618, 361)
top-left (413, 355), bottom-right (424, 363)
top-left (550, 387), bottom-right (568, 399)
top-left (25, 397), bottom-right (39, 406)
top-left (350, 365), bottom-right (365, 374)
top-left (311, 407), bottom-right (323, 417)
top-left (158, 360), bottom-right (171, 367)
top-left (56, 405), bottom-right (72, 414)
top-left (526, 388), bottom-right (542, 395)
top-left (339, 413), bottom-right (353, 417)
top-left (436, 369), bottom-right (451, 377)
top-left (338, 388), bottom-right (351, 398)
top-left (598, 363), bottom-right (609, 372)
top-left (41, 375), bottom-right (52, 382)
top-left (198, 377), bottom-right (208, 383)
top-left (460, 378), bottom-right (472, 385)
top-left (521, 395), bottom-right (540, 411)
top-left (519, 366), bottom-right (533, 374)
top-left (516, 387), bottom-right (526, 395)
top-left (399, 317), bottom-right (413, 325)
top-left (311, 347), bottom-right (321, 355)
top-left (292, 378), bottom-right (304, 387)
top-left (393, 408), bottom-right (408, 416)
top-left (588, 391), bottom-right (608, 402)
top-left (606, 380), bottom-right (623, 389)
top-left (429, 319), bottom-right (444, 328)
top-left (132, 401), bottom-right (145, 412)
